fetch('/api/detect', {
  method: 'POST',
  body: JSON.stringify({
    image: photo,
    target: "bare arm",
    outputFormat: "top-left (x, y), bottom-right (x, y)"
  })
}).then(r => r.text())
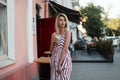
top-left (58, 31), bottom-right (71, 65)
top-left (50, 33), bottom-right (55, 53)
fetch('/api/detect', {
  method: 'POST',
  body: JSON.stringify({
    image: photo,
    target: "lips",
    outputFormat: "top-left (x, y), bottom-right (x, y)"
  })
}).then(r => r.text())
top-left (61, 23), bottom-right (65, 26)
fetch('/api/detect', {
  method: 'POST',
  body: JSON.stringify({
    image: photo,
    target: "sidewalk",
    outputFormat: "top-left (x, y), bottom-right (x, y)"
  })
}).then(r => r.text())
top-left (70, 47), bottom-right (120, 80)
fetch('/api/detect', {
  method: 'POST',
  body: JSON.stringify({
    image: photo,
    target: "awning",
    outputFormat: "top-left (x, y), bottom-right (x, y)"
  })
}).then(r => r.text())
top-left (49, 1), bottom-right (81, 24)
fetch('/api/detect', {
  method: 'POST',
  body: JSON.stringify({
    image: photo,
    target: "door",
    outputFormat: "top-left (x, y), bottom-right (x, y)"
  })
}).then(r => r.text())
top-left (37, 18), bottom-right (55, 57)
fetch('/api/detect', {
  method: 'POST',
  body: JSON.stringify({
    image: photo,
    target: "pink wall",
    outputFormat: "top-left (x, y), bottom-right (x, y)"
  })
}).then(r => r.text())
top-left (0, 0), bottom-right (38, 79)
top-left (32, 0), bottom-right (42, 59)
top-left (32, 0), bottom-right (49, 18)
top-left (0, 63), bottom-right (39, 80)
top-left (15, 0), bottom-right (28, 64)
top-left (32, 0), bottom-right (49, 58)
top-left (0, 0), bottom-right (49, 79)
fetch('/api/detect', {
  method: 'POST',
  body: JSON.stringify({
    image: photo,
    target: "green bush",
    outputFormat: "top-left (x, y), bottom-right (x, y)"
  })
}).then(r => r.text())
top-left (97, 40), bottom-right (114, 62)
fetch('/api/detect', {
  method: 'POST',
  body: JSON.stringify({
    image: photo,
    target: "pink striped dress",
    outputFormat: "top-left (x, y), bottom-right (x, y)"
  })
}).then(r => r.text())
top-left (50, 35), bottom-right (72, 80)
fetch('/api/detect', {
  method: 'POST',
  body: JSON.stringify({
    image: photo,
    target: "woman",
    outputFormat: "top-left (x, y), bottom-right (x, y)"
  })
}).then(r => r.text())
top-left (50, 13), bottom-right (72, 80)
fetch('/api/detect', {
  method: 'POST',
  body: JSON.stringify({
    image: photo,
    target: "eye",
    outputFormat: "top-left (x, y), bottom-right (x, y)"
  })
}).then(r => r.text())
top-left (59, 16), bottom-right (66, 21)
top-left (59, 19), bottom-right (63, 21)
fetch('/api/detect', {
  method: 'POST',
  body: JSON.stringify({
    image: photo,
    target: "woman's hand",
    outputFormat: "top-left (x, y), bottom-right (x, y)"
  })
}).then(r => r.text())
top-left (57, 64), bottom-right (61, 75)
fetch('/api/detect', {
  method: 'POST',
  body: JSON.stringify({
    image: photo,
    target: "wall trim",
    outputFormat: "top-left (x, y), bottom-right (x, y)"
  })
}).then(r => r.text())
top-left (27, 0), bottom-right (34, 63)
top-left (7, 0), bottom-right (15, 60)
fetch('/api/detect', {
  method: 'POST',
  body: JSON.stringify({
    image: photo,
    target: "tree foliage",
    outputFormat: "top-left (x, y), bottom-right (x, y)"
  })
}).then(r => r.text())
top-left (105, 18), bottom-right (120, 36)
top-left (80, 3), bottom-right (105, 38)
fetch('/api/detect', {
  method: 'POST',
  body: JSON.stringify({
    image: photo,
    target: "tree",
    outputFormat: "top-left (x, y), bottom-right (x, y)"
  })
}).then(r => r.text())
top-left (80, 3), bottom-right (105, 38)
top-left (105, 18), bottom-right (120, 36)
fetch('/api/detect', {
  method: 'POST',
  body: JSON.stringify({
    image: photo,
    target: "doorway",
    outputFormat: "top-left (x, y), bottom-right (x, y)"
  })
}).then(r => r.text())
top-left (36, 18), bottom-right (55, 57)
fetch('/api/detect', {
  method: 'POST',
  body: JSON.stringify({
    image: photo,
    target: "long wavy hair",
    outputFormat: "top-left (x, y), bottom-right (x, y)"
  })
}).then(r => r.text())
top-left (55, 13), bottom-right (69, 33)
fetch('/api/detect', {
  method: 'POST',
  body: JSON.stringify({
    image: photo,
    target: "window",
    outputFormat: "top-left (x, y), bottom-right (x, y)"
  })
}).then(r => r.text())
top-left (0, 0), bottom-right (8, 60)
top-left (0, 0), bottom-right (15, 68)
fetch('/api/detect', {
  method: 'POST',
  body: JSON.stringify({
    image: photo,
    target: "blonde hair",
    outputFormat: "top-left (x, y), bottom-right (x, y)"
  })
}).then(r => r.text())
top-left (55, 13), bottom-right (69, 33)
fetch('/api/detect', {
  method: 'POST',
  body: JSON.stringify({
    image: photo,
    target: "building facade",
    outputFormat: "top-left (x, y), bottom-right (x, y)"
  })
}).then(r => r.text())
top-left (0, 0), bottom-right (80, 79)
top-left (0, 0), bottom-right (47, 80)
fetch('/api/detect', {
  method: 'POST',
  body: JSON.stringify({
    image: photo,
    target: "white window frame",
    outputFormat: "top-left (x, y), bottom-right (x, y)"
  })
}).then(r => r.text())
top-left (0, 0), bottom-right (15, 68)
top-left (27, 0), bottom-right (34, 63)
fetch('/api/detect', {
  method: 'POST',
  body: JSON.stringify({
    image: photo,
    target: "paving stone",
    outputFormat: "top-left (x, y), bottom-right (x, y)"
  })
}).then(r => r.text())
top-left (70, 47), bottom-right (120, 80)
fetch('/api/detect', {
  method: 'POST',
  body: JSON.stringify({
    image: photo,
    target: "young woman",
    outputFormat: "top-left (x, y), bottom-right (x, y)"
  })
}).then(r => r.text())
top-left (50, 13), bottom-right (72, 80)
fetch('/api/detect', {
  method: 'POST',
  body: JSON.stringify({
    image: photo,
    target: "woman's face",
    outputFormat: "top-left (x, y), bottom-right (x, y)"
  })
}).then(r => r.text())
top-left (58, 16), bottom-right (66, 28)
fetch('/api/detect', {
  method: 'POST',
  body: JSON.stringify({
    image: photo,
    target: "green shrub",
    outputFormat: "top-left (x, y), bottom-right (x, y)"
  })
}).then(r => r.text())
top-left (97, 40), bottom-right (114, 61)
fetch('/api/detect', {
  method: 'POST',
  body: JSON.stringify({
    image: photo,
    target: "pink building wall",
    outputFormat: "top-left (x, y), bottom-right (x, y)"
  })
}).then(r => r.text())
top-left (32, 0), bottom-right (49, 58)
top-left (0, 0), bottom-right (40, 80)
top-left (32, 0), bottom-right (44, 59)
top-left (32, 0), bottom-right (48, 18)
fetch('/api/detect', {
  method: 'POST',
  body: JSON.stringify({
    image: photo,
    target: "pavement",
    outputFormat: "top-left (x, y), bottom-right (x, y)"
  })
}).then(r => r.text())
top-left (70, 47), bottom-right (120, 80)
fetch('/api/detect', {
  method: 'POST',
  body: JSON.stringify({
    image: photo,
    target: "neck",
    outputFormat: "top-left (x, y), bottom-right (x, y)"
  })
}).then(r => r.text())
top-left (60, 28), bottom-right (65, 33)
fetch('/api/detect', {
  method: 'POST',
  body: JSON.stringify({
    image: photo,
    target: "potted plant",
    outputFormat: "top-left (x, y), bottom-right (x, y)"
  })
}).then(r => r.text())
top-left (97, 40), bottom-right (114, 62)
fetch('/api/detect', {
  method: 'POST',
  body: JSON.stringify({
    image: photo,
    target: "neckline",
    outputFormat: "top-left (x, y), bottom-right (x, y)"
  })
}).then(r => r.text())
top-left (56, 32), bottom-right (65, 37)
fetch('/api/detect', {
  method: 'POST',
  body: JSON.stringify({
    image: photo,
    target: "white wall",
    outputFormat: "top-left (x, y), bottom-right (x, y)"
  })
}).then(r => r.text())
top-left (53, 0), bottom-right (73, 9)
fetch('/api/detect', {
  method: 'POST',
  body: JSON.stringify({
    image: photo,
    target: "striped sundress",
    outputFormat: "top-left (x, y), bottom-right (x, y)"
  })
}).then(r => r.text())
top-left (50, 34), bottom-right (72, 80)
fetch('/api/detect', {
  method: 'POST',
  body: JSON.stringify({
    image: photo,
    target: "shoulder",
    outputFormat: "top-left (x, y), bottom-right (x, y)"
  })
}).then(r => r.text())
top-left (51, 32), bottom-right (57, 37)
top-left (65, 31), bottom-right (71, 38)
top-left (66, 31), bottom-right (71, 35)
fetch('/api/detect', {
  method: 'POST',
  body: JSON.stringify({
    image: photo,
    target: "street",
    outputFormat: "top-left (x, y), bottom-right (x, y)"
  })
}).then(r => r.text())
top-left (71, 47), bottom-right (120, 80)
